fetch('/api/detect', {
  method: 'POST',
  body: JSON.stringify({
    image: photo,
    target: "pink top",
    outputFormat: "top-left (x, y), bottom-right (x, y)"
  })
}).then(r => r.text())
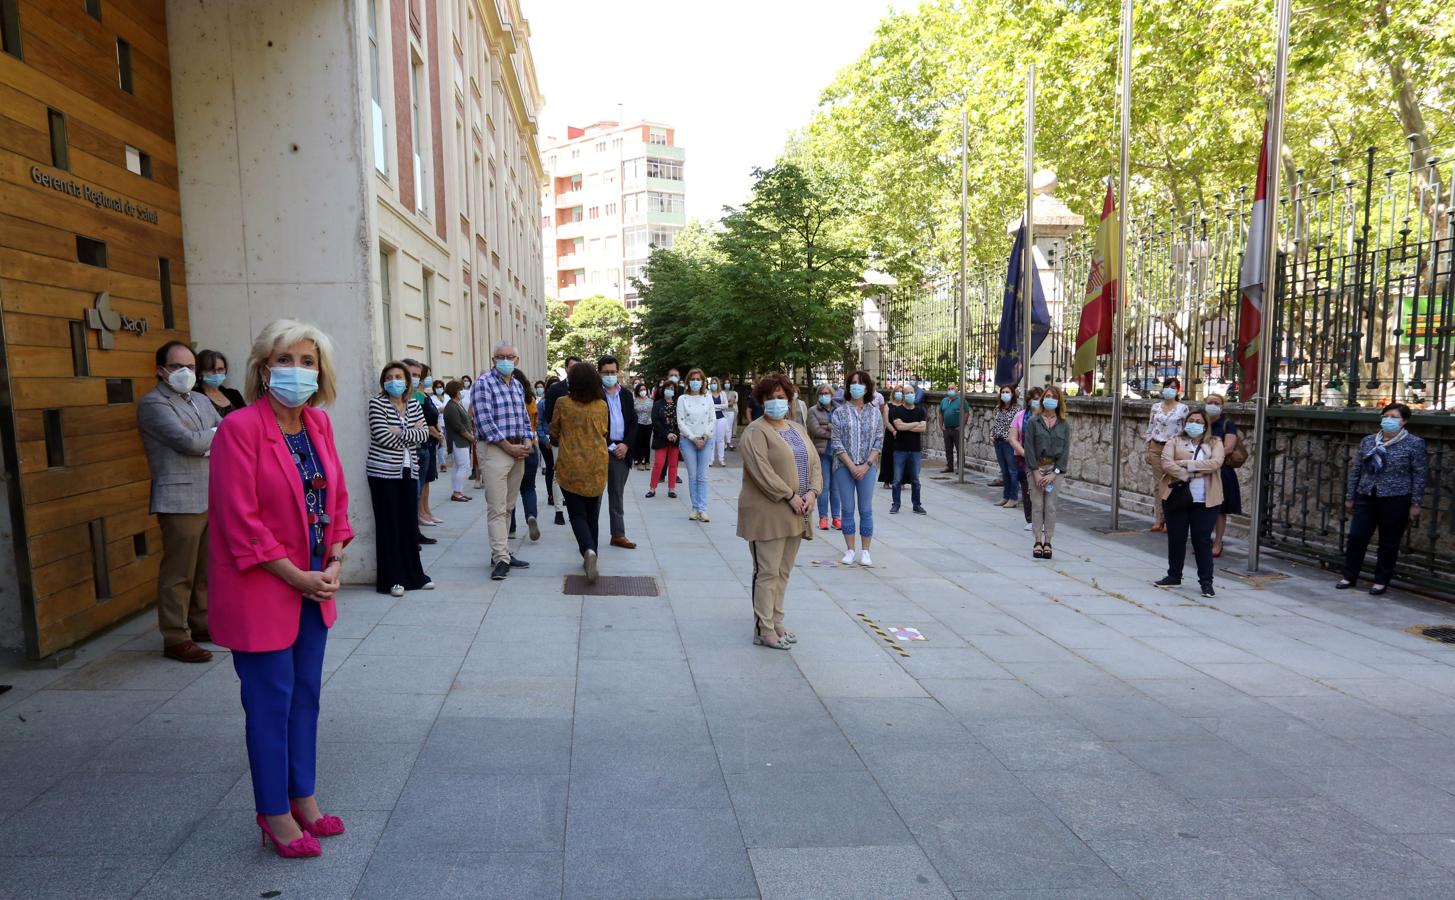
top-left (207, 400), bottom-right (354, 652)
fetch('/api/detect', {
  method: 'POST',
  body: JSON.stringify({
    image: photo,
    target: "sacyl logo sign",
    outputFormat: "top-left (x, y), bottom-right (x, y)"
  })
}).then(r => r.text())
top-left (86, 292), bottom-right (149, 349)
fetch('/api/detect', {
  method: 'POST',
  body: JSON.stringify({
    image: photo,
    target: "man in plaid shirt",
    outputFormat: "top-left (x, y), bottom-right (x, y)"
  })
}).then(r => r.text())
top-left (471, 342), bottom-right (534, 580)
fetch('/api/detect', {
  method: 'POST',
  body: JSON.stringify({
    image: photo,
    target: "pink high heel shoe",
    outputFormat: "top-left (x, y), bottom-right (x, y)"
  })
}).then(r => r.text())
top-left (256, 813), bottom-right (322, 858)
top-left (291, 800), bottom-right (346, 838)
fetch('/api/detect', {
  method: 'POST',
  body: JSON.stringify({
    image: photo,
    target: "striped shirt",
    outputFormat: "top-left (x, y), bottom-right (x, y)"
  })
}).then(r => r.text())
top-left (366, 394), bottom-right (430, 479)
top-left (471, 369), bottom-right (531, 444)
top-left (778, 425), bottom-right (811, 496)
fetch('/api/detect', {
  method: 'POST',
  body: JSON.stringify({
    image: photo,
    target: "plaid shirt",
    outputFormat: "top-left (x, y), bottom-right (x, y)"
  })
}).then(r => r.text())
top-left (471, 369), bottom-right (530, 444)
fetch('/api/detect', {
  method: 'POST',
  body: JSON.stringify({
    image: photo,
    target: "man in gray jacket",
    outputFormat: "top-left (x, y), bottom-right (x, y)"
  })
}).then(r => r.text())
top-left (138, 341), bottom-right (221, 663)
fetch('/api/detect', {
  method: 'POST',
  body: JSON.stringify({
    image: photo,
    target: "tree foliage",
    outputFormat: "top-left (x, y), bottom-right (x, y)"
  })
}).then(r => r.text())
top-left (635, 166), bottom-right (865, 381)
top-left (549, 295), bottom-right (636, 376)
top-left (787, 0), bottom-right (1452, 276)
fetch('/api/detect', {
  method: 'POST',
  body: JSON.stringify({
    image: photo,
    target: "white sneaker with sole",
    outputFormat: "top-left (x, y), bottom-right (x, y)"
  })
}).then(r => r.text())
top-left (859, 550), bottom-right (874, 568)
top-left (527, 516), bottom-right (540, 541)
top-left (840, 549), bottom-right (858, 566)
top-left (584, 549), bottom-right (598, 583)
top-left (390, 584), bottom-right (405, 597)
top-left (1023, 522), bottom-right (1033, 531)
top-left (422, 581), bottom-right (435, 590)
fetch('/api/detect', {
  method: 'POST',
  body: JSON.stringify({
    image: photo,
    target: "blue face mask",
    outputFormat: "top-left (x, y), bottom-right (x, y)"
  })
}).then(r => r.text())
top-left (1205, 404), bottom-right (1222, 418)
top-left (602, 374), bottom-right (618, 388)
top-left (689, 379), bottom-right (702, 392)
top-left (1161, 387), bottom-right (1177, 400)
top-left (535, 387), bottom-right (545, 397)
top-left (1185, 422), bottom-right (1205, 438)
top-left (423, 375), bottom-right (433, 388)
top-left (818, 395), bottom-right (832, 406)
top-left (495, 359), bottom-right (515, 377)
top-left (893, 391), bottom-right (905, 401)
top-left (664, 388), bottom-right (674, 400)
top-left (1030, 399), bottom-right (1042, 411)
top-left (384, 378), bottom-right (408, 398)
top-left (1381, 417), bottom-right (1401, 434)
top-left (268, 366), bottom-right (318, 408)
top-left (201, 373), bottom-right (226, 388)
top-left (1042, 398), bottom-right (1059, 411)
top-left (849, 384), bottom-right (866, 400)
top-left (763, 398), bottom-right (789, 419)
top-left (411, 376), bottom-right (421, 388)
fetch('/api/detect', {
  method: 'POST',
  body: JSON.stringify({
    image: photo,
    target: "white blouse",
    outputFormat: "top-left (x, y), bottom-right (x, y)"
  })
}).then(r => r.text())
top-left (675, 393), bottom-right (716, 440)
top-left (1147, 401), bottom-right (1190, 443)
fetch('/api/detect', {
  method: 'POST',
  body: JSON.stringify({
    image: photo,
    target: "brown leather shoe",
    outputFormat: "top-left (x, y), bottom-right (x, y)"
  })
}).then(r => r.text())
top-left (164, 640), bottom-right (213, 663)
top-left (610, 536), bottom-right (637, 550)
top-left (191, 630), bottom-right (211, 644)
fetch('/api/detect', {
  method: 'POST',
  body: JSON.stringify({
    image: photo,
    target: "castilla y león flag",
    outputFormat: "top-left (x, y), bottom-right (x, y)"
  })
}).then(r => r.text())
top-left (1072, 184), bottom-right (1119, 392)
top-left (1237, 121), bottom-right (1270, 398)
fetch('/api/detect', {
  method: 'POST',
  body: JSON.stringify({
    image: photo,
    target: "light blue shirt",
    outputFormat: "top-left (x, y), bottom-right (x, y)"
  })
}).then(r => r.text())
top-left (605, 385), bottom-right (625, 444)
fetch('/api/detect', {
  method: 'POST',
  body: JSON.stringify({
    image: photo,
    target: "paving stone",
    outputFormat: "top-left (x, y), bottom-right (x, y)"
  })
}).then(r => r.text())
top-left (911, 810), bottom-right (1129, 893)
top-left (415, 716), bottom-right (571, 776)
top-left (1285, 765), bottom-right (1455, 834)
top-left (379, 771), bottom-right (568, 853)
top-left (0, 689), bottom-right (172, 742)
top-left (568, 742), bottom-right (732, 809)
top-left (824, 697), bottom-right (975, 747)
top-left (750, 845), bottom-right (953, 899)
top-left (0, 739), bottom-right (109, 812)
top-left (728, 768), bottom-right (914, 848)
top-left (918, 677), bottom-right (1060, 721)
top-left (564, 806), bottom-right (755, 899)
top-left (971, 716), bottom-right (1136, 774)
top-left (1058, 694), bottom-right (1210, 742)
top-left (709, 713), bottom-right (864, 775)
top-left (1114, 738), bottom-right (1314, 799)
top-left (1088, 833), bottom-right (1316, 899)
top-left (355, 851), bottom-right (563, 900)
top-left (324, 654), bottom-right (462, 694)
top-left (0, 854), bottom-right (160, 900)
top-left (1016, 767), bottom-right (1212, 840)
top-left (317, 689), bottom-right (445, 743)
top-left (48, 650), bottom-right (219, 693)
top-left (221, 741), bottom-right (420, 811)
top-left (354, 624), bottom-right (476, 657)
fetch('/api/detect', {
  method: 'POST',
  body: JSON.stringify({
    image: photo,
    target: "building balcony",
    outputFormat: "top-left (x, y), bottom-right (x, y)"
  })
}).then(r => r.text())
top-left (554, 189), bottom-right (583, 207)
top-left (556, 254), bottom-right (581, 269)
top-left (557, 283), bottom-right (589, 302)
top-left (646, 210), bottom-right (686, 227)
top-left (555, 220), bottom-right (585, 239)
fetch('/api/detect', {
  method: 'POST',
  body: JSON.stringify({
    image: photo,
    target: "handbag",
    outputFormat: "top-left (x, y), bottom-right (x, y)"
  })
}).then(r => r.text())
top-left (1225, 438), bottom-right (1250, 469)
top-left (1164, 479), bottom-right (1194, 513)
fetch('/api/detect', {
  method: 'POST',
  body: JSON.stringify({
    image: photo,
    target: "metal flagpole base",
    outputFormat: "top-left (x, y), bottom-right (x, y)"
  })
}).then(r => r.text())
top-left (1091, 526), bottom-right (1140, 536)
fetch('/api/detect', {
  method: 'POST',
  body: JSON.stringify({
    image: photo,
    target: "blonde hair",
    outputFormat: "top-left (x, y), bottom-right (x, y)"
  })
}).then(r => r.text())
top-left (244, 319), bottom-right (338, 407)
top-left (1041, 384), bottom-right (1067, 420)
top-left (685, 368), bottom-right (708, 395)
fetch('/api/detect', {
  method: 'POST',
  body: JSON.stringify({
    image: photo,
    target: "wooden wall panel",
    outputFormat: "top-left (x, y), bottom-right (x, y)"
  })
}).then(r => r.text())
top-left (0, 0), bottom-right (183, 658)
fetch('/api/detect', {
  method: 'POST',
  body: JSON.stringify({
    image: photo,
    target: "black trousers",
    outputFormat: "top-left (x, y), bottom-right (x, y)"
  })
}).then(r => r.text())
top-left (368, 474), bottom-right (430, 593)
top-left (880, 429), bottom-right (897, 485)
top-left (631, 427), bottom-right (653, 466)
top-left (561, 489), bottom-right (602, 556)
top-left (539, 442), bottom-right (556, 504)
top-left (1166, 501), bottom-right (1219, 586)
top-left (1342, 493), bottom-right (1411, 585)
top-left (1018, 469), bottom-right (1032, 523)
top-left (943, 426), bottom-right (959, 469)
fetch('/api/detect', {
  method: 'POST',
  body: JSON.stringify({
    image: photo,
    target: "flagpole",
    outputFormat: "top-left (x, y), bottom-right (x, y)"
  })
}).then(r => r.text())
top-left (1022, 64), bottom-right (1036, 400)
top-left (1110, 0), bottom-right (1132, 530)
top-left (1247, 0), bottom-right (1292, 573)
top-left (957, 109), bottom-right (969, 484)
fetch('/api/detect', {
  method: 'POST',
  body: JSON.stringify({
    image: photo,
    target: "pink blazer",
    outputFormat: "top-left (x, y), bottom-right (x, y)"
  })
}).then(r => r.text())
top-left (208, 400), bottom-right (354, 652)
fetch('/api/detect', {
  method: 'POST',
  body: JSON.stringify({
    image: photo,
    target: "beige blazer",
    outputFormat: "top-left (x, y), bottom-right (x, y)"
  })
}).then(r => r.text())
top-left (1159, 435), bottom-right (1225, 508)
top-left (736, 417), bottom-right (823, 542)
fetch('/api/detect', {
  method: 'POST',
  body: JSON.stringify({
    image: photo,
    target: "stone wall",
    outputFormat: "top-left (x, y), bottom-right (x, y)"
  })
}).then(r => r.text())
top-left (919, 394), bottom-right (1454, 589)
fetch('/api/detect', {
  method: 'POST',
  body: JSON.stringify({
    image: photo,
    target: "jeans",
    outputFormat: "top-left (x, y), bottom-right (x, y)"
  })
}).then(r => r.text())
top-left (1166, 501), bottom-right (1220, 586)
top-left (233, 601), bottom-right (327, 815)
top-left (816, 452), bottom-right (841, 519)
top-left (833, 462), bottom-right (877, 537)
top-left (1342, 493), bottom-right (1412, 585)
top-left (679, 437), bottom-right (713, 512)
top-left (520, 448), bottom-right (539, 520)
top-left (892, 450), bottom-right (922, 509)
top-left (994, 439), bottom-right (1020, 500)
top-left (561, 489), bottom-right (602, 556)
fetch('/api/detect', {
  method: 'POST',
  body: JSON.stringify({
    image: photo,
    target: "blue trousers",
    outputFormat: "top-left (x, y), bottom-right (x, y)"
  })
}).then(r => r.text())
top-left (232, 601), bottom-right (328, 816)
top-left (816, 452), bottom-right (841, 519)
top-left (679, 437), bottom-right (713, 513)
top-left (833, 462), bottom-right (877, 537)
top-left (994, 439), bottom-right (1020, 500)
top-left (511, 448), bottom-right (541, 532)
top-left (892, 450), bottom-right (922, 509)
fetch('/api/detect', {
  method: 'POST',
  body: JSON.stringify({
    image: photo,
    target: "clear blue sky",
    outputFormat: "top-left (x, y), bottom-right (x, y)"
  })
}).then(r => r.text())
top-left (525, 0), bottom-right (902, 222)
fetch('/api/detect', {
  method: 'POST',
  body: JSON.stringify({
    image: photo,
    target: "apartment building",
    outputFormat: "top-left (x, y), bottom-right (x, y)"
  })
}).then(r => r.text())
top-left (0, 0), bottom-right (545, 659)
top-left (541, 120), bottom-right (686, 308)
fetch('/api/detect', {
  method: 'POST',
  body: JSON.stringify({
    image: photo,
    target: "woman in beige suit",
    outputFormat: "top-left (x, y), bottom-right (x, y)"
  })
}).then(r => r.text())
top-left (737, 373), bottom-right (822, 650)
top-left (1154, 409), bottom-right (1225, 598)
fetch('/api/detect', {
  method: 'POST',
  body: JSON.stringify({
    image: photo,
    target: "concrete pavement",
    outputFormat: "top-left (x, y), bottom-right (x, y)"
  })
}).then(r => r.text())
top-left (3, 454), bottom-right (1455, 899)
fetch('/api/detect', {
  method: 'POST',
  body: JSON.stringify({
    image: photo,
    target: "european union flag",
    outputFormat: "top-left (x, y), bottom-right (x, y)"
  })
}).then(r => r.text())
top-left (994, 220), bottom-right (1050, 386)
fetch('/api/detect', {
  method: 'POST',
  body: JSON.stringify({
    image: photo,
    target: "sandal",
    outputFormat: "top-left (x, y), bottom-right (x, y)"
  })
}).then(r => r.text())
top-left (1043, 543), bottom-right (1053, 560)
top-left (1033, 543), bottom-right (1045, 559)
top-left (775, 629), bottom-right (798, 644)
top-left (450, 493), bottom-right (471, 502)
top-left (753, 634), bottom-right (790, 650)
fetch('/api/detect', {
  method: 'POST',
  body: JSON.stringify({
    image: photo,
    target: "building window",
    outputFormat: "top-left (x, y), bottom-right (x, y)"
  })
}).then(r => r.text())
top-left (611, 137), bottom-right (622, 148)
top-left (570, 148), bottom-right (579, 159)
top-left (368, 0), bottom-right (388, 174)
top-left (43, 409), bottom-right (65, 467)
top-left (648, 192), bottom-right (684, 214)
top-left (649, 129), bottom-right (668, 146)
top-left (84, 0), bottom-right (101, 19)
top-left (421, 267), bottom-right (434, 362)
top-left (125, 144), bottom-right (151, 178)
top-left (410, 52), bottom-right (429, 214)
top-left (587, 206), bottom-right (599, 220)
top-left (116, 38), bottom-right (132, 93)
top-left (594, 141), bottom-right (606, 152)
top-left (89, 519), bottom-right (111, 600)
top-left (76, 236), bottom-right (107, 268)
top-left (605, 202), bottom-right (617, 217)
top-left (158, 258), bottom-right (174, 328)
top-left (623, 226), bottom-right (648, 257)
top-left (379, 249), bottom-right (394, 356)
top-left (1, 0), bottom-right (20, 58)
top-left (649, 226), bottom-right (677, 249)
top-left (48, 108), bottom-right (68, 170)
top-left (646, 158), bottom-right (683, 181)
top-left (68, 320), bottom-right (88, 376)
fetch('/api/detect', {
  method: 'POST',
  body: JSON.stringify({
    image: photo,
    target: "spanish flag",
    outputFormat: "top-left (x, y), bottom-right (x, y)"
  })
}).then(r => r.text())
top-left (1072, 184), bottom-right (1119, 392)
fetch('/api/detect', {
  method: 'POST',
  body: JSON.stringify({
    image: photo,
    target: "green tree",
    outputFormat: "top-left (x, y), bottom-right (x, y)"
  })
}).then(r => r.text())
top-left (553, 295), bottom-right (637, 376)
top-left (545, 299), bottom-right (571, 372)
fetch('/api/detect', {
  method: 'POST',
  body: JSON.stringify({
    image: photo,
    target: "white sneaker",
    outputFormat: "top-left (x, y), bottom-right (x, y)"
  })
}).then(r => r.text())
top-left (859, 550), bottom-right (874, 568)
top-left (422, 581), bottom-right (436, 590)
top-left (841, 550), bottom-right (858, 566)
top-left (390, 584), bottom-right (404, 597)
top-left (584, 549), bottom-right (598, 583)
top-left (1023, 522), bottom-right (1033, 531)
top-left (699, 511), bottom-right (710, 523)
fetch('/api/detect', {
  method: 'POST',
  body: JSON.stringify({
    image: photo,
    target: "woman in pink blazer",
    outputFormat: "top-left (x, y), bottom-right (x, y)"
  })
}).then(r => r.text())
top-left (209, 320), bottom-right (353, 859)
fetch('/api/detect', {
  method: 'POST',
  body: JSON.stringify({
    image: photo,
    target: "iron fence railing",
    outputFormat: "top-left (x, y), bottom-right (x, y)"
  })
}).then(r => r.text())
top-left (874, 140), bottom-right (1455, 411)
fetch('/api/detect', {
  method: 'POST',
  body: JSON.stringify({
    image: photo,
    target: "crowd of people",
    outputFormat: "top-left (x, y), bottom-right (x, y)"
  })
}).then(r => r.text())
top-left (133, 321), bottom-right (1430, 860)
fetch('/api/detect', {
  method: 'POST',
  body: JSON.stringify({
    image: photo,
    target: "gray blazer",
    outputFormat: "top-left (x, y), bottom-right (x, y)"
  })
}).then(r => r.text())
top-left (137, 384), bottom-right (221, 514)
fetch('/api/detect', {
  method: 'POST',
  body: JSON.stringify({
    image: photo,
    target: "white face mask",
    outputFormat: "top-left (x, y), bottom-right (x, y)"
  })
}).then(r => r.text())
top-left (166, 368), bottom-right (196, 394)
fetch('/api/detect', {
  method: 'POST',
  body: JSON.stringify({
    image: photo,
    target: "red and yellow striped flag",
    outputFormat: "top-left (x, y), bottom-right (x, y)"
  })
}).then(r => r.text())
top-left (1072, 184), bottom-right (1120, 393)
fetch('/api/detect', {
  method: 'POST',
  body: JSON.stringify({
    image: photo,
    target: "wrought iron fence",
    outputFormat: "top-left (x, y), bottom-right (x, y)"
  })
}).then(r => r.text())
top-left (874, 140), bottom-right (1455, 411)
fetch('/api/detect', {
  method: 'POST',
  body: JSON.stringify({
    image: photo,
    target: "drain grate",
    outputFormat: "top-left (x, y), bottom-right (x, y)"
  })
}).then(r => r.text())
top-left (1411, 625), bottom-right (1455, 644)
top-left (564, 575), bottom-right (660, 596)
